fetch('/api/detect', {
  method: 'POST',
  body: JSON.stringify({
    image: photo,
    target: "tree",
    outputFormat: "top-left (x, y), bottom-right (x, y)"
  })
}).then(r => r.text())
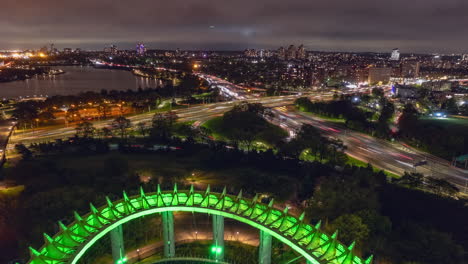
top-left (306, 167), bottom-right (384, 221)
top-left (100, 127), bottom-right (113, 138)
top-left (425, 177), bottom-right (459, 196)
top-left (280, 124), bottom-right (338, 162)
top-left (398, 103), bottom-right (419, 138)
top-left (75, 121), bottom-right (96, 138)
top-left (396, 172), bottom-right (424, 189)
top-left (111, 116), bottom-right (131, 139)
top-left (166, 111), bottom-right (178, 127)
top-left (37, 110), bottom-right (56, 124)
top-left (66, 108), bottom-right (81, 122)
top-left (329, 214), bottom-right (369, 246)
top-left (443, 98), bottom-right (458, 114)
top-left (97, 102), bottom-right (111, 119)
top-left (12, 102), bottom-right (39, 129)
top-left (393, 222), bottom-right (465, 264)
top-left (220, 104), bottom-right (283, 151)
top-left (136, 122), bottom-right (148, 136)
top-left (150, 112), bottom-right (178, 139)
top-left (15, 144), bottom-right (32, 160)
top-left (371, 88), bottom-right (384, 98)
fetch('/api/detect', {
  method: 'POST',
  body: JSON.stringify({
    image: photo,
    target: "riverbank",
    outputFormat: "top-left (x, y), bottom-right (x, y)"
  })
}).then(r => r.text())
top-left (0, 68), bottom-right (65, 83)
top-left (0, 66), bottom-right (160, 99)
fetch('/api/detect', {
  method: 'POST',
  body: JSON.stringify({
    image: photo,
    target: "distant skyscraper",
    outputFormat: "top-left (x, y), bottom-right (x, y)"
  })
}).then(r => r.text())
top-left (390, 48), bottom-right (400, 61)
top-left (49, 43), bottom-right (58, 54)
top-left (401, 61), bottom-right (420, 78)
top-left (287, 45), bottom-right (296, 60)
top-left (277, 47), bottom-right (286, 60)
top-left (136, 43), bottom-right (146, 56)
top-left (244, 49), bottom-right (257, 57)
top-left (463, 54), bottom-right (468, 61)
top-left (259, 49), bottom-right (265, 58)
top-left (297, 45), bottom-right (306, 60)
top-left (368, 67), bottom-right (392, 84)
top-left (104, 45), bottom-right (116, 54)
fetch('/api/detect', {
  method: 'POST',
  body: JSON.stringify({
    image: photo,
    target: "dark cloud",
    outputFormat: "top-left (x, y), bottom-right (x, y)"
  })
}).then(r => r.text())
top-left (1, 0), bottom-right (467, 53)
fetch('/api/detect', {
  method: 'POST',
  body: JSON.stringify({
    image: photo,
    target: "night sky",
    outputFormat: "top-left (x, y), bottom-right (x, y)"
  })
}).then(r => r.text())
top-left (1, 0), bottom-right (467, 53)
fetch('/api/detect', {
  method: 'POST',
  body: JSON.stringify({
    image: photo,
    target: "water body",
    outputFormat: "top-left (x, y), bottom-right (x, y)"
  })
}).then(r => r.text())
top-left (0, 66), bottom-right (162, 99)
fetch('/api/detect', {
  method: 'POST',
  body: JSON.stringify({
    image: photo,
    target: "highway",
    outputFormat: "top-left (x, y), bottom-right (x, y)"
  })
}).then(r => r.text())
top-left (8, 73), bottom-right (468, 193)
top-left (9, 95), bottom-right (302, 146)
top-left (275, 106), bottom-right (468, 192)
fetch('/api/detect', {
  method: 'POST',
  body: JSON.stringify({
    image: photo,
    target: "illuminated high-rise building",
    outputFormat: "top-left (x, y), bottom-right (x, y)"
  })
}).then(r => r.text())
top-left (390, 48), bottom-right (400, 61)
top-left (401, 61), bottom-right (420, 78)
top-left (297, 45), bottom-right (306, 60)
top-left (110, 45), bottom-right (118, 55)
top-left (368, 67), bottom-right (392, 84)
top-left (136, 43), bottom-right (146, 56)
top-left (49, 43), bottom-right (58, 54)
top-left (287, 45), bottom-right (296, 60)
top-left (259, 49), bottom-right (265, 58)
top-left (244, 49), bottom-right (257, 57)
top-left (277, 47), bottom-right (286, 60)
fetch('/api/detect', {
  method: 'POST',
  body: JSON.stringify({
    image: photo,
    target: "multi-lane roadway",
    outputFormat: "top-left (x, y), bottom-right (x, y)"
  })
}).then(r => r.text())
top-left (274, 106), bottom-right (468, 192)
top-left (8, 74), bottom-right (468, 193)
top-left (9, 95), bottom-right (302, 145)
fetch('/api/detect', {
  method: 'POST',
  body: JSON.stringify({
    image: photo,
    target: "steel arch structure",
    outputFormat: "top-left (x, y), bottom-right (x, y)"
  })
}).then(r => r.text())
top-left (27, 185), bottom-right (373, 264)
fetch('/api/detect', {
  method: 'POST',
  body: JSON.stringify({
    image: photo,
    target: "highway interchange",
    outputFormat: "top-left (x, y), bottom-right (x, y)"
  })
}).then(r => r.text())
top-left (8, 74), bottom-right (468, 193)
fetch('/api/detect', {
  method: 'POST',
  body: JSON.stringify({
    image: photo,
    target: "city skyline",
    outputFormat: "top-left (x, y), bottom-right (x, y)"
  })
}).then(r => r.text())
top-left (1, 0), bottom-right (468, 53)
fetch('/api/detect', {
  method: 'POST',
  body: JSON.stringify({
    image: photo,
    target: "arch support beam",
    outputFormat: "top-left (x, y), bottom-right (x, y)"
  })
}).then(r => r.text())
top-left (110, 225), bottom-right (125, 263)
top-left (212, 214), bottom-right (224, 261)
top-left (26, 187), bottom-right (371, 264)
top-left (162, 211), bottom-right (175, 258)
top-left (259, 230), bottom-right (272, 264)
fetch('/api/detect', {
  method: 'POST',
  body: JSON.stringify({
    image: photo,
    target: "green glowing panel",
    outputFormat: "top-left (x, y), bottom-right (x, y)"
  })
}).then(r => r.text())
top-left (26, 185), bottom-right (372, 264)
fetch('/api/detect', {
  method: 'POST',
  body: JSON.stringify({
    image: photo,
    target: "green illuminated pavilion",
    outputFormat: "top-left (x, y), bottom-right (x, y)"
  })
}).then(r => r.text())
top-left (27, 185), bottom-right (373, 264)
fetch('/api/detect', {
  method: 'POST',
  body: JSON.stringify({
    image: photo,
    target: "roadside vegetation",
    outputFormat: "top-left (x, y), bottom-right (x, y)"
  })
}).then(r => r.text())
top-left (1, 102), bottom-right (466, 264)
top-left (398, 103), bottom-right (468, 160)
top-left (202, 103), bottom-right (288, 150)
top-left (295, 88), bottom-right (395, 139)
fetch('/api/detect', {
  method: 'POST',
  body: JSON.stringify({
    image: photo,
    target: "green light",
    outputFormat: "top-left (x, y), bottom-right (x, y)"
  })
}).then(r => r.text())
top-left (116, 257), bottom-right (127, 264)
top-left (25, 186), bottom-right (372, 264)
top-left (211, 246), bottom-right (223, 254)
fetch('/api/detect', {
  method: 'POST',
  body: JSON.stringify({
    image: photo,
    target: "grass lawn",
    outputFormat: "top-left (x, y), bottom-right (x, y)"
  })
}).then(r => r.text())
top-left (419, 117), bottom-right (468, 132)
top-left (202, 116), bottom-right (226, 140)
top-left (0, 185), bottom-right (24, 196)
top-left (296, 106), bottom-right (345, 124)
top-left (346, 155), bottom-right (400, 179)
top-left (202, 116), bottom-right (288, 148)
